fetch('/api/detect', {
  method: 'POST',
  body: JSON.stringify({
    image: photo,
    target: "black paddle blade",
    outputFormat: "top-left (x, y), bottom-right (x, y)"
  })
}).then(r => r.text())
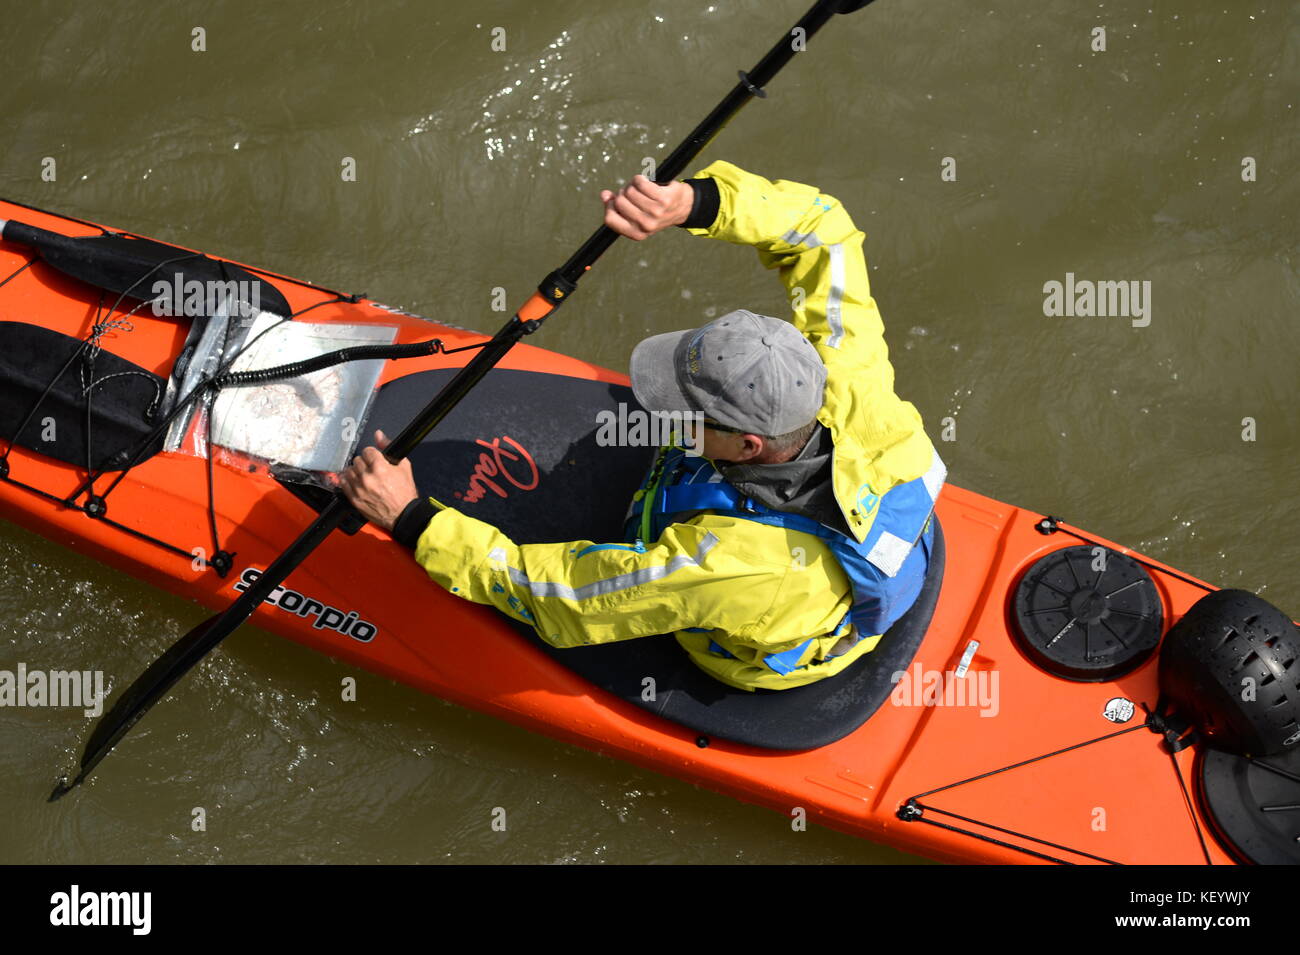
top-left (48, 496), bottom-right (353, 799)
top-left (49, 616), bottom-right (224, 800)
top-left (0, 218), bottom-right (291, 318)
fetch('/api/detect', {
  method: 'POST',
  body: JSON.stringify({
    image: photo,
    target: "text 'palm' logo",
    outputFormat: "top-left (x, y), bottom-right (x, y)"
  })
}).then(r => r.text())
top-left (455, 435), bottom-right (540, 503)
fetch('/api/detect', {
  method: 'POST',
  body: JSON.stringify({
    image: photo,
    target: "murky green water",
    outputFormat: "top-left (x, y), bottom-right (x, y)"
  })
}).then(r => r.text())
top-left (1, 0), bottom-right (1295, 863)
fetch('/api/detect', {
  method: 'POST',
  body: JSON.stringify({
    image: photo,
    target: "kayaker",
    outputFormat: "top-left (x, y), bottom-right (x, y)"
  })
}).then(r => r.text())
top-left (340, 161), bottom-right (944, 690)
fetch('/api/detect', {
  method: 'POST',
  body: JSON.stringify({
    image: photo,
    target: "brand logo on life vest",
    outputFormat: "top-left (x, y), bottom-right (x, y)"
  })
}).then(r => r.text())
top-left (455, 435), bottom-right (539, 503)
top-left (233, 568), bottom-right (378, 642)
top-left (856, 483), bottom-right (879, 518)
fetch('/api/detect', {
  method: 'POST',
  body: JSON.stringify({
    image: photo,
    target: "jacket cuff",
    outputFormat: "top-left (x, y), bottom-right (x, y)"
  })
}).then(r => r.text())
top-left (679, 178), bottom-right (720, 230)
top-left (392, 496), bottom-right (438, 550)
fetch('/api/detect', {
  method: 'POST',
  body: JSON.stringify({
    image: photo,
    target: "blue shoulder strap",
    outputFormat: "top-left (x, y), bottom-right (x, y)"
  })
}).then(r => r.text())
top-left (660, 482), bottom-right (743, 515)
top-left (660, 477), bottom-right (837, 540)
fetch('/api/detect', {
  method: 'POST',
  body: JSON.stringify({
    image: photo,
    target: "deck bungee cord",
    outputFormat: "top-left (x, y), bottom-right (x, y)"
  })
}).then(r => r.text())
top-left (0, 245), bottom-right (497, 576)
top-left (1034, 515), bottom-right (1217, 599)
top-left (900, 703), bottom-right (1213, 865)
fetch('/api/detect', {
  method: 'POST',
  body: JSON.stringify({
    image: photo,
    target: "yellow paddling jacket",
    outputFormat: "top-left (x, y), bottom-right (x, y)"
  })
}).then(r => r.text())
top-left (410, 160), bottom-right (940, 689)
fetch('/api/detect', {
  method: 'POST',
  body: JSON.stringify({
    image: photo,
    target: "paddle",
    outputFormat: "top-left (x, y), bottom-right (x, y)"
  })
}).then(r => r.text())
top-left (0, 217), bottom-right (292, 319)
top-left (48, 0), bottom-right (878, 800)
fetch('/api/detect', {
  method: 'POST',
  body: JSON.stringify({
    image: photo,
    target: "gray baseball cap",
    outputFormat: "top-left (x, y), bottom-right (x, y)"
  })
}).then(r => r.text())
top-left (630, 309), bottom-right (827, 436)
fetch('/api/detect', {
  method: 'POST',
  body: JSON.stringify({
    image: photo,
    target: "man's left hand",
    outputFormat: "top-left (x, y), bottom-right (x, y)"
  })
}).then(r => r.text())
top-left (339, 430), bottom-right (419, 532)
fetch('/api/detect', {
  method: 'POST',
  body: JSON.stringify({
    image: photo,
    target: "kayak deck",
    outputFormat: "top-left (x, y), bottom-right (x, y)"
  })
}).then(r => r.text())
top-left (0, 198), bottom-right (1240, 863)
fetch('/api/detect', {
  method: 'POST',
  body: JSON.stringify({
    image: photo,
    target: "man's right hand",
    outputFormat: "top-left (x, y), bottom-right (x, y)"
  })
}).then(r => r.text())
top-left (600, 175), bottom-right (694, 240)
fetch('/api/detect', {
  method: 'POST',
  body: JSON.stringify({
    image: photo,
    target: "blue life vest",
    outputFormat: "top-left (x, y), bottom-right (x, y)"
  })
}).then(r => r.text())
top-left (624, 445), bottom-right (945, 675)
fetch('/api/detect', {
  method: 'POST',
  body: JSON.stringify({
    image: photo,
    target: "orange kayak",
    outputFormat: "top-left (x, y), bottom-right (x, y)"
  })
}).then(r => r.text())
top-left (2, 197), bottom-right (1295, 865)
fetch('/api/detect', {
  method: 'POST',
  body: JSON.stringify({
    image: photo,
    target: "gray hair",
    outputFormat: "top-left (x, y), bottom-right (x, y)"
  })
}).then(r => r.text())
top-left (763, 418), bottom-right (819, 457)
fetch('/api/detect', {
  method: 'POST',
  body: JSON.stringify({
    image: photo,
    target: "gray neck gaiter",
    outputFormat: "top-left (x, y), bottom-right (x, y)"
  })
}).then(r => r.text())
top-left (717, 423), bottom-right (851, 537)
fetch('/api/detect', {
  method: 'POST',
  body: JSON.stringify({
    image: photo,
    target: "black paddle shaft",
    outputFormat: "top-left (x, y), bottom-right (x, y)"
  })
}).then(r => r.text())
top-left (52, 0), bottom-right (876, 798)
top-left (549, 0), bottom-right (869, 292)
top-left (384, 0), bottom-right (870, 460)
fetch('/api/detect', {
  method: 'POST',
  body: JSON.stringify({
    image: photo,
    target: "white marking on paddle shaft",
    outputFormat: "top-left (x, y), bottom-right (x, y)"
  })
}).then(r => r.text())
top-left (49, 885), bottom-right (151, 935)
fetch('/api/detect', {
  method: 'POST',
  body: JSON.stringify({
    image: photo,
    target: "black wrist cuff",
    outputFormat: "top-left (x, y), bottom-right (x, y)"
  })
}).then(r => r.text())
top-left (392, 497), bottom-right (437, 550)
top-left (679, 178), bottom-right (720, 230)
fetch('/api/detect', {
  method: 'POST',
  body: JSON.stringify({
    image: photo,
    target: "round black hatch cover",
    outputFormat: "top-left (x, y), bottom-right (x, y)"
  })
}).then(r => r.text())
top-left (1200, 746), bottom-right (1300, 865)
top-left (1012, 546), bottom-right (1163, 681)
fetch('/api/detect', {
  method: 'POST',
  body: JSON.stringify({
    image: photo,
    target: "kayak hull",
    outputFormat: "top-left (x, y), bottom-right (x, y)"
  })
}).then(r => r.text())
top-left (0, 198), bottom-right (1241, 864)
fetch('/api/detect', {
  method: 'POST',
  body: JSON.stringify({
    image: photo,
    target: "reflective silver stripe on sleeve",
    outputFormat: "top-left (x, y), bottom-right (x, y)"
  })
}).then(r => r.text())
top-left (781, 228), bottom-right (822, 248)
top-left (779, 228), bottom-right (845, 349)
top-left (825, 243), bottom-right (846, 349)
top-left (922, 449), bottom-right (947, 502)
top-left (866, 530), bottom-right (912, 578)
top-left (504, 532), bottom-right (720, 602)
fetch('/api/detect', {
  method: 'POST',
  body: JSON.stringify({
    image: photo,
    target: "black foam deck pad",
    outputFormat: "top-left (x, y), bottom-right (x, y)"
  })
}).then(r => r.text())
top-left (366, 367), bottom-right (944, 751)
top-left (366, 368), bottom-right (656, 545)
top-left (0, 321), bottom-right (166, 471)
top-left (3, 220), bottom-right (292, 320)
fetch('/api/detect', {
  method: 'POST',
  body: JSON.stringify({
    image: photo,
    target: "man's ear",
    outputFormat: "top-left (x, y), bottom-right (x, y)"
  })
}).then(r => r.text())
top-left (740, 434), bottom-right (766, 462)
